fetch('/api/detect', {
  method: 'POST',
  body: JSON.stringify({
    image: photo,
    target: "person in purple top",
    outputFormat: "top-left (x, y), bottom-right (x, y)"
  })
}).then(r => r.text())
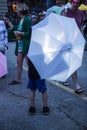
top-left (61, 0), bottom-right (84, 94)
top-left (62, 0), bottom-right (84, 28)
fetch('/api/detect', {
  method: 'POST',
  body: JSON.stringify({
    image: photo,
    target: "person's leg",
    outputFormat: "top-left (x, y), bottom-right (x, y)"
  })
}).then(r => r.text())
top-left (72, 71), bottom-right (81, 89)
top-left (28, 79), bottom-right (37, 107)
top-left (16, 52), bottom-right (24, 82)
top-left (8, 52), bottom-right (24, 85)
top-left (37, 79), bottom-right (50, 114)
top-left (29, 89), bottom-right (36, 107)
top-left (42, 91), bottom-right (50, 115)
top-left (29, 89), bottom-right (36, 115)
top-left (71, 71), bottom-right (84, 93)
top-left (25, 56), bottom-right (28, 65)
top-left (42, 91), bottom-right (48, 107)
top-left (28, 79), bottom-right (37, 115)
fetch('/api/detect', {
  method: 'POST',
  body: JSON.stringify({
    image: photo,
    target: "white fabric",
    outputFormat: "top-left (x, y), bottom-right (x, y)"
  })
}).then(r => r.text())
top-left (0, 52), bottom-right (8, 77)
top-left (0, 20), bottom-right (8, 48)
top-left (28, 13), bottom-right (85, 82)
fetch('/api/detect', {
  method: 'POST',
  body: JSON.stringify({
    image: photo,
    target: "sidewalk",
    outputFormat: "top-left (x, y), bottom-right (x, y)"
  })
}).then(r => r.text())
top-left (0, 42), bottom-right (87, 130)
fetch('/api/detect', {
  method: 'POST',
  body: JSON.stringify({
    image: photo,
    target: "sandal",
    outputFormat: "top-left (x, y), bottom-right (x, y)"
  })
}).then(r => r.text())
top-left (75, 88), bottom-right (84, 94)
top-left (9, 80), bottom-right (21, 85)
top-left (59, 81), bottom-right (69, 86)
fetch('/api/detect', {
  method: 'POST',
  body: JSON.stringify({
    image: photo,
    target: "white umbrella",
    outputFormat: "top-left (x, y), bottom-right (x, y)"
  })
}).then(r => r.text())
top-left (28, 13), bottom-right (85, 82)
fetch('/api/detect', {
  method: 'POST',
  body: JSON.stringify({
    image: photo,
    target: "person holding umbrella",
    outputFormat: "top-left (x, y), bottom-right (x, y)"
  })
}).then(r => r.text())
top-left (61, 0), bottom-right (84, 94)
top-left (27, 59), bottom-right (50, 115)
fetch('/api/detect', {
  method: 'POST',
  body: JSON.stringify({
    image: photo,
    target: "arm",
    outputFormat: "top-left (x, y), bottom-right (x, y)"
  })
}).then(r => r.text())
top-left (22, 17), bottom-right (32, 39)
top-left (4, 17), bottom-right (14, 28)
top-left (61, 8), bottom-right (67, 16)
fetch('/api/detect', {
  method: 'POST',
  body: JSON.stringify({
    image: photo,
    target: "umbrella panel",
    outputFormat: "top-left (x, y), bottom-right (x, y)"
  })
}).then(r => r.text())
top-left (28, 13), bottom-right (85, 81)
top-left (29, 43), bottom-right (84, 81)
top-left (46, 6), bottom-right (64, 17)
top-left (0, 52), bottom-right (8, 78)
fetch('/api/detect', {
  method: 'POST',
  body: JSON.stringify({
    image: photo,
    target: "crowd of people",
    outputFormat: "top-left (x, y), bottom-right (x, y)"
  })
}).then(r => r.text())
top-left (0, 0), bottom-right (87, 115)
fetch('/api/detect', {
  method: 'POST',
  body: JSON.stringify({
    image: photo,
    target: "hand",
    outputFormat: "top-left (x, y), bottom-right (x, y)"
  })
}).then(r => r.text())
top-left (14, 31), bottom-right (21, 36)
top-left (4, 18), bottom-right (14, 28)
top-left (14, 31), bottom-right (24, 36)
top-left (4, 17), bottom-right (9, 23)
top-left (14, 31), bottom-right (22, 40)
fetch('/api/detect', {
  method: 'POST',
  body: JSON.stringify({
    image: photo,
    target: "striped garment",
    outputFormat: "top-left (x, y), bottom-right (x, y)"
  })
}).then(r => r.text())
top-left (0, 20), bottom-right (8, 50)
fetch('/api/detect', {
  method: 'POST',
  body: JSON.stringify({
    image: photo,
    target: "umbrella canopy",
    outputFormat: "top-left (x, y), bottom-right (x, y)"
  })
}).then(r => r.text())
top-left (0, 52), bottom-right (8, 78)
top-left (45, 3), bottom-right (72, 17)
top-left (45, 5), bottom-right (64, 17)
top-left (28, 13), bottom-right (85, 82)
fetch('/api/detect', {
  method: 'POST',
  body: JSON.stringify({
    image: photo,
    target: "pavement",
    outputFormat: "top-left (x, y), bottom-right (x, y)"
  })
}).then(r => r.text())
top-left (0, 42), bottom-right (87, 130)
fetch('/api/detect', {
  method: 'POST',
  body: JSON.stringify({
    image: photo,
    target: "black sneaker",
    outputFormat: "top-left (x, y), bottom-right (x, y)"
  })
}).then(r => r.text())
top-left (29, 107), bottom-right (35, 115)
top-left (43, 107), bottom-right (50, 115)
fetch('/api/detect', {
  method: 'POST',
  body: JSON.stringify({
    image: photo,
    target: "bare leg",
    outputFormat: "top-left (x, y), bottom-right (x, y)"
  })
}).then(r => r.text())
top-left (42, 91), bottom-right (48, 107)
top-left (25, 56), bottom-right (28, 65)
top-left (29, 90), bottom-right (36, 114)
top-left (42, 91), bottom-right (50, 115)
top-left (30, 90), bottom-right (36, 107)
top-left (71, 71), bottom-right (81, 90)
top-left (16, 53), bottom-right (24, 81)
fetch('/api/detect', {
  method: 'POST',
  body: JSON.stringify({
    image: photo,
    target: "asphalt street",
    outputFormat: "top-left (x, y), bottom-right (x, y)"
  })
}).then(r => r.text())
top-left (0, 42), bottom-right (87, 130)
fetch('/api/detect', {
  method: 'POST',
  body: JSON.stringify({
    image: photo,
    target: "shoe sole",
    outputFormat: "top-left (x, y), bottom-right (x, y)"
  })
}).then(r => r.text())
top-left (43, 112), bottom-right (49, 115)
top-left (29, 112), bottom-right (35, 115)
top-left (75, 89), bottom-right (84, 94)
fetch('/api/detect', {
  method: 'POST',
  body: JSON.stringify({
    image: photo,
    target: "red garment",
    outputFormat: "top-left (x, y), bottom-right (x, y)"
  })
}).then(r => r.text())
top-left (65, 8), bottom-right (84, 28)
